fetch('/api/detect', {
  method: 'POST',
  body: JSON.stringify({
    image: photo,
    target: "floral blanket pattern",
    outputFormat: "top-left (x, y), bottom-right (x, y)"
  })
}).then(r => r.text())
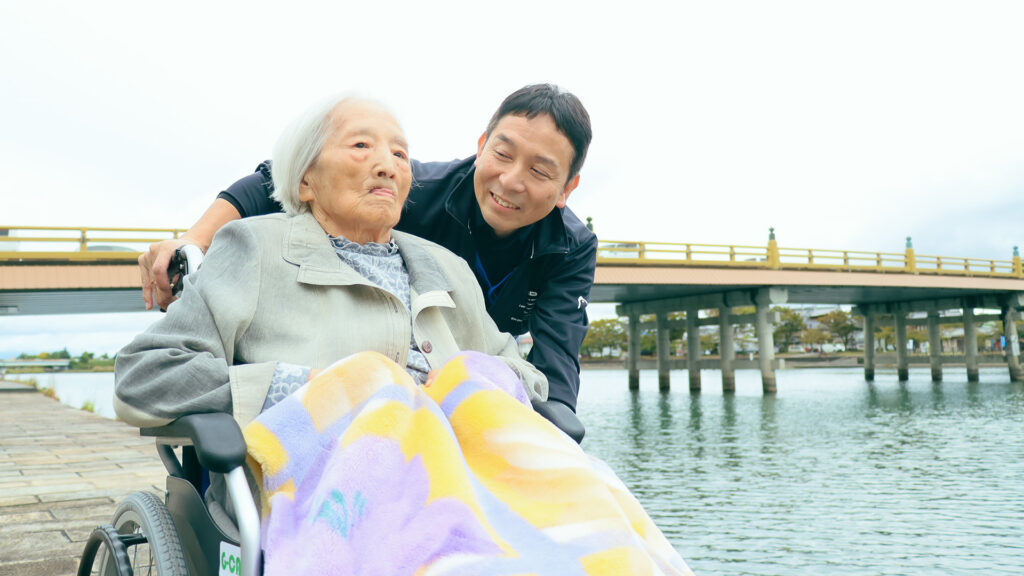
top-left (243, 350), bottom-right (693, 575)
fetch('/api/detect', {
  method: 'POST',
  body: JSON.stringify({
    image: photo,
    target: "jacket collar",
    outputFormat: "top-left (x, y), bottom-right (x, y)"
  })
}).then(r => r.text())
top-left (282, 212), bottom-right (452, 294)
top-left (391, 230), bottom-right (452, 294)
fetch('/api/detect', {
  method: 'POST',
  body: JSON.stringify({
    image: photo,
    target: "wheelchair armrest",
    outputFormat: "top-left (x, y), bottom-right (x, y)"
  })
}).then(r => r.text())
top-left (140, 413), bottom-right (247, 473)
top-left (531, 399), bottom-right (585, 443)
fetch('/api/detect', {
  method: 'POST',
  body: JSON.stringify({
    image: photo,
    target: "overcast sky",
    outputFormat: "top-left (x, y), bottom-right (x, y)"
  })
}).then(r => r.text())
top-left (2, 0), bottom-right (1023, 357)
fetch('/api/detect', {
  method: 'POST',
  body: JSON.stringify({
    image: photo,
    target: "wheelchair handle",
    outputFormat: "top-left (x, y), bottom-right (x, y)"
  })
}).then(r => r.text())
top-left (531, 399), bottom-right (585, 443)
top-left (169, 243), bottom-right (205, 297)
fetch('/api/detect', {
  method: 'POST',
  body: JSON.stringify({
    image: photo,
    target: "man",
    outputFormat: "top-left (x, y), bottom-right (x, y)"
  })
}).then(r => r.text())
top-left (140, 84), bottom-right (596, 439)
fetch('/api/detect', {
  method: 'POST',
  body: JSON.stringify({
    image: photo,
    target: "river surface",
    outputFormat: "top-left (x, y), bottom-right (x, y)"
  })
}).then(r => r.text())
top-left (11, 367), bottom-right (1024, 575)
top-left (579, 367), bottom-right (1024, 575)
top-left (9, 372), bottom-right (117, 418)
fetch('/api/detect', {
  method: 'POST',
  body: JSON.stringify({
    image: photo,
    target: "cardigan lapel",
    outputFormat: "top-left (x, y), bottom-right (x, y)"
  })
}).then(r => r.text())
top-left (392, 232), bottom-right (450, 291)
top-left (279, 214), bottom-right (458, 307)
top-left (392, 231), bottom-right (456, 314)
top-left (282, 213), bottom-right (370, 287)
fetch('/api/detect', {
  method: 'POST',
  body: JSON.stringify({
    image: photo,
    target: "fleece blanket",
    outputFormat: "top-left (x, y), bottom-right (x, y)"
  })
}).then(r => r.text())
top-left (243, 350), bottom-right (694, 576)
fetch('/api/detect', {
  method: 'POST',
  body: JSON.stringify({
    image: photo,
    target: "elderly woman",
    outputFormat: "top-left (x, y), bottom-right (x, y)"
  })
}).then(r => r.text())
top-left (114, 96), bottom-right (692, 576)
top-left (114, 96), bottom-right (546, 428)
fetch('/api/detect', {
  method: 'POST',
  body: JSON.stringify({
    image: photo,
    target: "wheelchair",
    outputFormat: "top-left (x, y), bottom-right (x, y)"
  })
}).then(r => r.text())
top-left (79, 243), bottom-right (586, 575)
top-left (78, 412), bottom-right (260, 576)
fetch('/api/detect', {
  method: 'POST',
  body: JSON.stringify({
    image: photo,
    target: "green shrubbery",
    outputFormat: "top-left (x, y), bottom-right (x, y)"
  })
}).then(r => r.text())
top-left (13, 348), bottom-right (115, 372)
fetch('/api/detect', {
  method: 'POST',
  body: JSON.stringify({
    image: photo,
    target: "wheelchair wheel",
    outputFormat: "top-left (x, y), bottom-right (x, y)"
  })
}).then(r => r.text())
top-left (90, 491), bottom-right (188, 576)
top-left (77, 525), bottom-right (132, 576)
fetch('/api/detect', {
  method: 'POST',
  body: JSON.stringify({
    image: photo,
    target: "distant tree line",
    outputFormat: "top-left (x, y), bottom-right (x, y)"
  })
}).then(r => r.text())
top-left (580, 306), bottom-right (1020, 359)
top-left (16, 348), bottom-right (114, 370)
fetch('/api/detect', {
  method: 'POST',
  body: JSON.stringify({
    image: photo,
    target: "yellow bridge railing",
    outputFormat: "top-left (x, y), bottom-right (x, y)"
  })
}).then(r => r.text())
top-left (597, 239), bottom-right (1024, 278)
top-left (2, 226), bottom-right (1022, 279)
top-left (0, 225), bottom-right (187, 262)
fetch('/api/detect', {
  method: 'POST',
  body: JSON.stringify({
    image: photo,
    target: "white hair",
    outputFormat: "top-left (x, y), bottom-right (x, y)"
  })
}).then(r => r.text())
top-left (271, 93), bottom-right (390, 215)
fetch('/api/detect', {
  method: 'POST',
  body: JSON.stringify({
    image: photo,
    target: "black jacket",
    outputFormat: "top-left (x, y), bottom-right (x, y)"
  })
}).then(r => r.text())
top-left (218, 157), bottom-right (597, 410)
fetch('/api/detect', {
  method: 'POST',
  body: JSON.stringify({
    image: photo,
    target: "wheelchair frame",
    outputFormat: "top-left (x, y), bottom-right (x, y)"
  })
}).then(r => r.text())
top-left (79, 413), bottom-right (261, 576)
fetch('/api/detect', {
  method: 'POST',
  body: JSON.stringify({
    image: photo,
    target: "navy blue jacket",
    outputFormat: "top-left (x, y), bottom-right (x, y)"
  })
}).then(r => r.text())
top-left (218, 157), bottom-right (597, 411)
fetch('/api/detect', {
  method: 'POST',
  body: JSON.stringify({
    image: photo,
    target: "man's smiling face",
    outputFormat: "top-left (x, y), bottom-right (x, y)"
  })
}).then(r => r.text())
top-left (472, 113), bottom-right (579, 238)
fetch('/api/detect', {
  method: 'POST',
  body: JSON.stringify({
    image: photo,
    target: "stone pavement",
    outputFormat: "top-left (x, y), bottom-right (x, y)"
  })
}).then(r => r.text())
top-left (0, 384), bottom-right (166, 576)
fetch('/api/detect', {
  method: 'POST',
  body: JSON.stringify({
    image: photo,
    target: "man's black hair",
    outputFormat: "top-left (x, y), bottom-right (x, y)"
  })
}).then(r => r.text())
top-left (485, 84), bottom-right (592, 183)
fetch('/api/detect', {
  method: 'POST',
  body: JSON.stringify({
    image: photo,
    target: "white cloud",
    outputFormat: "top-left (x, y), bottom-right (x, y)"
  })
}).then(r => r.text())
top-left (2, 0), bottom-right (1022, 354)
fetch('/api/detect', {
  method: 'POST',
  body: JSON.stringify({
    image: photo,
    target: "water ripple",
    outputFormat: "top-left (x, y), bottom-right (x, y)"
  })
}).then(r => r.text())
top-left (580, 367), bottom-right (1024, 575)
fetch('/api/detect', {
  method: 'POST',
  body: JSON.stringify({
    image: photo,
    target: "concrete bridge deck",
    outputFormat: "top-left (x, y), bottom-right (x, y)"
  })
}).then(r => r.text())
top-left (3, 228), bottom-right (1023, 316)
top-left (0, 382), bottom-right (164, 576)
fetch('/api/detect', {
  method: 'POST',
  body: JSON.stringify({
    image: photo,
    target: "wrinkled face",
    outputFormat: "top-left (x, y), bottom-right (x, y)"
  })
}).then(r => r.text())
top-left (300, 100), bottom-right (411, 244)
top-left (473, 113), bottom-right (579, 238)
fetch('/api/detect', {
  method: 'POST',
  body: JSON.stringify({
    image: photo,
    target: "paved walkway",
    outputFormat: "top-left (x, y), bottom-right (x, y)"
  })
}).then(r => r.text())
top-left (0, 383), bottom-right (166, 576)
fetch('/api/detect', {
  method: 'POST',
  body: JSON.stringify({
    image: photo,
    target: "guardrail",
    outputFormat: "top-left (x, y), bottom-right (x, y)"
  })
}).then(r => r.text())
top-left (597, 238), bottom-right (1024, 279)
top-left (0, 226), bottom-right (187, 262)
top-left (3, 226), bottom-right (1021, 279)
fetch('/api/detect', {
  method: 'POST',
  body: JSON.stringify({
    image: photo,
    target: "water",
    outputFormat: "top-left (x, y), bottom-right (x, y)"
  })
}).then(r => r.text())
top-left (579, 367), bottom-right (1024, 575)
top-left (10, 367), bottom-right (1024, 574)
top-left (7, 372), bottom-right (116, 419)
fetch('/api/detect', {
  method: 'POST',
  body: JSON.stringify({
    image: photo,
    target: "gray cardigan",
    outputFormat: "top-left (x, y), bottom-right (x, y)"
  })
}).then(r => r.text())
top-left (114, 212), bottom-right (547, 428)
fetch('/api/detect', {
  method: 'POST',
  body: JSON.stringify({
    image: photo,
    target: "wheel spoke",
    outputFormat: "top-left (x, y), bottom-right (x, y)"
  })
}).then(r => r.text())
top-left (120, 534), bottom-right (147, 547)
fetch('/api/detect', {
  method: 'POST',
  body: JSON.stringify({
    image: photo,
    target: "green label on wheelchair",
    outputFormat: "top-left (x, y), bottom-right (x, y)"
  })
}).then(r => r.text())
top-left (220, 541), bottom-right (242, 576)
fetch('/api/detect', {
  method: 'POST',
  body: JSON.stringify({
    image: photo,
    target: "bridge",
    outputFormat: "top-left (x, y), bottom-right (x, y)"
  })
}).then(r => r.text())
top-left (3, 226), bottom-right (1023, 389)
top-left (0, 359), bottom-right (72, 376)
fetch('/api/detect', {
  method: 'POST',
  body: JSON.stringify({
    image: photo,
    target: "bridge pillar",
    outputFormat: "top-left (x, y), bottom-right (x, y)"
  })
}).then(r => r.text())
top-left (755, 289), bottom-right (777, 393)
top-left (687, 305), bottom-right (701, 392)
top-left (1003, 304), bottom-right (1022, 382)
top-left (964, 303), bottom-right (979, 382)
top-left (719, 306), bottom-right (736, 392)
top-left (894, 309), bottom-right (909, 381)
top-left (862, 313), bottom-right (875, 381)
top-left (627, 312), bottom-right (640, 390)
top-left (927, 311), bottom-right (942, 381)
top-left (657, 312), bottom-right (671, 391)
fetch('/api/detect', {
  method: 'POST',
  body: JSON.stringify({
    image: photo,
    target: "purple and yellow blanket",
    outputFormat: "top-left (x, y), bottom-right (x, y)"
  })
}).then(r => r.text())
top-left (243, 351), bottom-right (694, 575)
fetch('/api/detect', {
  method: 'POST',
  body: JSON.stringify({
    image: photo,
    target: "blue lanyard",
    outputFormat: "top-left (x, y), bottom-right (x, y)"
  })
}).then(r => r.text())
top-left (474, 252), bottom-right (515, 305)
